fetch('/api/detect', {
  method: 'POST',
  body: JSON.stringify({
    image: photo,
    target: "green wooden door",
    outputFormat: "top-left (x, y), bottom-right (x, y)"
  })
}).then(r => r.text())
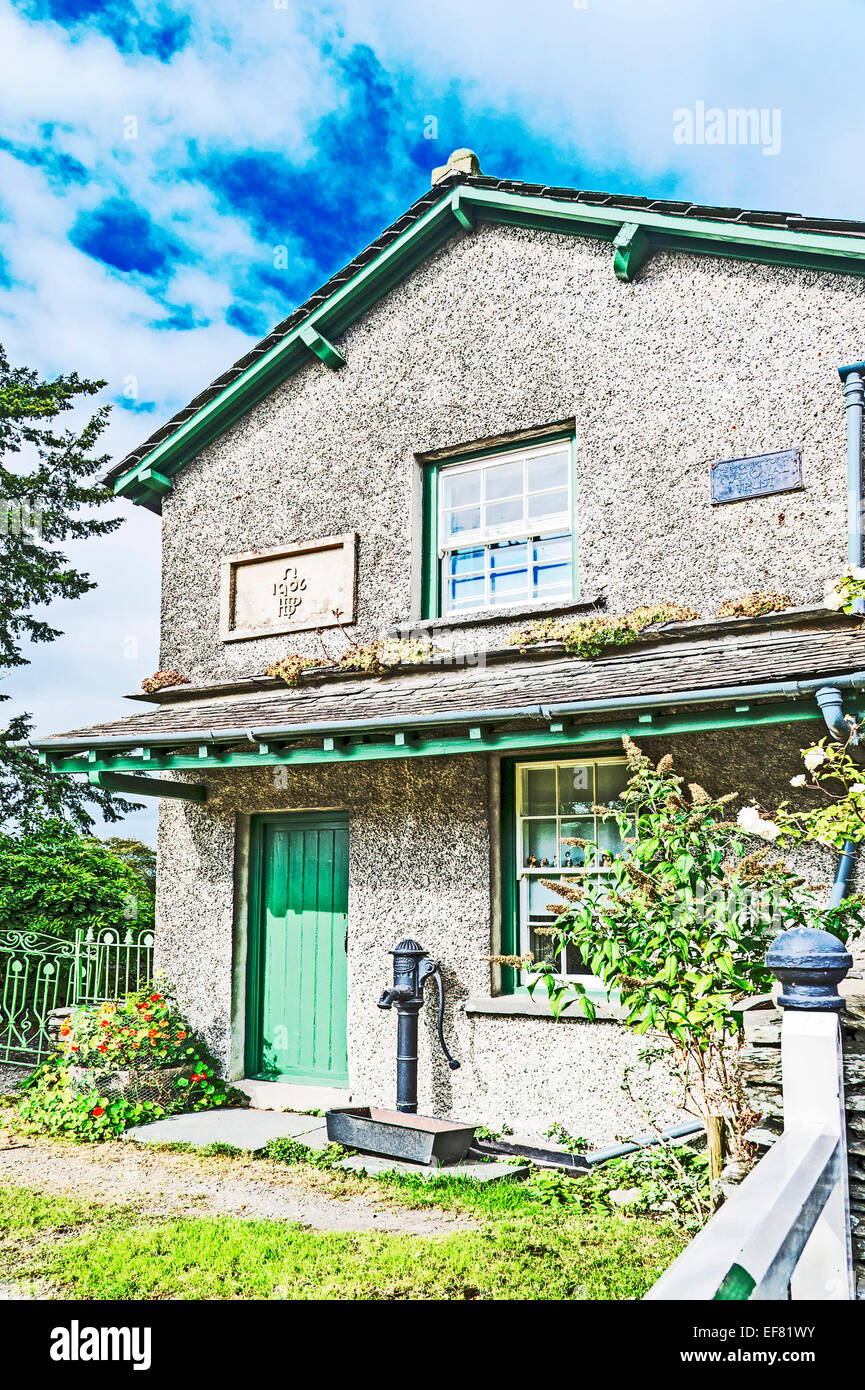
top-left (247, 814), bottom-right (349, 1085)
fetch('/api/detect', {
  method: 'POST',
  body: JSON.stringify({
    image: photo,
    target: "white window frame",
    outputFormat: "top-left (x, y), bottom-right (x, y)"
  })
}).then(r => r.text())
top-left (437, 440), bottom-right (575, 616)
top-left (515, 755), bottom-right (630, 985)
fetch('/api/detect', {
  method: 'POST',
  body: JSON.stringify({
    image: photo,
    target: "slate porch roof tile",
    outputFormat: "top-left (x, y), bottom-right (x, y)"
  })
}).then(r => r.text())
top-left (105, 170), bottom-right (865, 487)
top-left (36, 622), bottom-right (865, 748)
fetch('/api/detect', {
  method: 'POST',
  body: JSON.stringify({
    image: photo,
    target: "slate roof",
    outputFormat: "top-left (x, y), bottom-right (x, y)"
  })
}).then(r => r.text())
top-left (35, 616), bottom-right (865, 750)
top-left (104, 170), bottom-right (865, 488)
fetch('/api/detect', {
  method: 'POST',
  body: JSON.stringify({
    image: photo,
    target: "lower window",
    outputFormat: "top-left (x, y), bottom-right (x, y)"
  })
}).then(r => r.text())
top-left (515, 756), bottom-right (630, 982)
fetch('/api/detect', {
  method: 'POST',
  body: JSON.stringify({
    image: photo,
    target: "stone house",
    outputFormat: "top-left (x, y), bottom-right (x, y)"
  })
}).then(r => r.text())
top-left (36, 149), bottom-right (865, 1143)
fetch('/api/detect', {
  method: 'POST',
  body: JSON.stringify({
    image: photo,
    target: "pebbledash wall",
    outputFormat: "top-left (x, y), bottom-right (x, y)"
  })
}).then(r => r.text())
top-left (151, 216), bottom-right (865, 1141)
top-left (154, 723), bottom-right (846, 1142)
top-left (159, 223), bottom-right (865, 681)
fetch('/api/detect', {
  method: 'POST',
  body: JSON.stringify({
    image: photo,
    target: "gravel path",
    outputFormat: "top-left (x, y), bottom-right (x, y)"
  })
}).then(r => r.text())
top-left (0, 1121), bottom-right (473, 1236)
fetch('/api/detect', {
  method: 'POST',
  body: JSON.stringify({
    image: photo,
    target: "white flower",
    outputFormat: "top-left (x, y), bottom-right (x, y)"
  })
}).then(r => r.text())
top-left (853, 784), bottom-right (865, 795)
top-left (802, 746), bottom-right (828, 772)
top-left (824, 578), bottom-right (844, 610)
top-left (737, 806), bottom-right (782, 841)
top-left (850, 566), bottom-right (865, 582)
top-left (790, 774), bottom-right (807, 788)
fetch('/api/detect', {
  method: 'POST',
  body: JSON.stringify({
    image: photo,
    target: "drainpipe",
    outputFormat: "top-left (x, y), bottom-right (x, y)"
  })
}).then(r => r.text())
top-left (839, 361), bottom-right (865, 614)
top-left (815, 685), bottom-right (858, 908)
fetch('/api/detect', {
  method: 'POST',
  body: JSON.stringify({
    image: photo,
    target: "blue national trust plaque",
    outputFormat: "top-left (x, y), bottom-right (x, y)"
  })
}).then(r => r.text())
top-left (710, 447), bottom-right (803, 505)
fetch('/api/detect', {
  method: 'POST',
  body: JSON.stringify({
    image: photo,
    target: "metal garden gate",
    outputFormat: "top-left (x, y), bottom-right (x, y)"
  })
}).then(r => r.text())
top-left (0, 926), bottom-right (155, 1067)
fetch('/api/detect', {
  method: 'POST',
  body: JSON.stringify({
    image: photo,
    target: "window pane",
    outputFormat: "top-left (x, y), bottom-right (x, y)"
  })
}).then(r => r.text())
top-left (485, 497), bottom-right (523, 530)
top-left (522, 818), bottom-right (559, 866)
top-left (448, 547), bottom-right (484, 577)
top-left (521, 766), bottom-right (556, 815)
top-left (596, 815), bottom-right (625, 863)
top-left (528, 488), bottom-right (569, 519)
top-left (558, 764), bottom-right (594, 815)
top-left (490, 568), bottom-right (526, 603)
top-left (445, 506), bottom-right (481, 537)
top-left (485, 460), bottom-right (524, 501)
top-left (441, 469), bottom-right (480, 510)
top-left (534, 534), bottom-right (570, 563)
top-left (564, 942), bottom-right (592, 976)
top-left (596, 762), bottom-right (629, 808)
top-left (532, 561), bottom-right (571, 598)
top-left (527, 451), bottom-right (569, 493)
top-left (529, 924), bottom-right (562, 969)
top-left (448, 575), bottom-right (484, 610)
top-left (490, 540), bottom-right (528, 570)
top-left (560, 818), bottom-right (596, 867)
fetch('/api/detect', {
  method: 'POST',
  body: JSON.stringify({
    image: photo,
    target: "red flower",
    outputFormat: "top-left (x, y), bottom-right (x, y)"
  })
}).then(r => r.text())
top-left (150, 994), bottom-right (162, 1002)
top-left (97, 1043), bottom-right (107, 1054)
top-left (100, 1021), bottom-right (110, 1030)
top-left (92, 1106), bottom-right (104, 1117)
top-left (70, 1044), bottom-right (79, 1052)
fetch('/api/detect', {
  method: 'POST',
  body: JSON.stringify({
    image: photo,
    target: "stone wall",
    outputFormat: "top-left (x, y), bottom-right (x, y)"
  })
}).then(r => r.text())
top-left (158, 222), bottom-right (865, 686)
top-left (740, 991), bottom-right (865, 1296)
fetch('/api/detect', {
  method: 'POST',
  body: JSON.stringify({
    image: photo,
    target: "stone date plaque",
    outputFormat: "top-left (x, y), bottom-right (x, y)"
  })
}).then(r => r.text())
top-left (220, 533), bottom-right (357, 642)
top-left (710, 447), bottom-right (803, 505)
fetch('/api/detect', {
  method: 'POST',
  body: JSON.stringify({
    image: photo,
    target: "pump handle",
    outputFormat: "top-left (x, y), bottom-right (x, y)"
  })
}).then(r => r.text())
top-left (429, 963), bottom-right (460, 1071)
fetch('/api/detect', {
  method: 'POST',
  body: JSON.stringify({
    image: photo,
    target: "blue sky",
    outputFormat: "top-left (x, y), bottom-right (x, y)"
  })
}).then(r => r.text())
top-left (1, 0), bottom-right (863, 843)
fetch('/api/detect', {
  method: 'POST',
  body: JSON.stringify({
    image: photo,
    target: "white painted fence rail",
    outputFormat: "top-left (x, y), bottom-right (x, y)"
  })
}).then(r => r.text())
top-left (647, 928), bottom-right (855, 1302)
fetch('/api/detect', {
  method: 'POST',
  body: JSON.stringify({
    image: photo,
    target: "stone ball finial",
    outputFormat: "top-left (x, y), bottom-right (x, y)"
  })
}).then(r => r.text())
top-left (765, 926), bottom-right (852, 1012)
top-left (431, 148), bottom-right (483, 185)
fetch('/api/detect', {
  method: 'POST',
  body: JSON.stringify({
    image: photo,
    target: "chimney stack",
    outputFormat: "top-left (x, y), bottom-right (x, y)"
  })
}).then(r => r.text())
top-left (431, 148), bottom-right (482, 186)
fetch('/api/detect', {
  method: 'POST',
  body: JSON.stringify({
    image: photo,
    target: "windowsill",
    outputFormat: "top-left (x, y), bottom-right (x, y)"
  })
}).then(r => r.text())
top-left (390, 594), bottom-right (603, 636)
top-left (462, 991), bottom-right (621, 1022)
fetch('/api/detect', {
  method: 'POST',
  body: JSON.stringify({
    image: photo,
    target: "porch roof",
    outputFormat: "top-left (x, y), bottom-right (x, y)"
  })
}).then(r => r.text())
top-left (33, 612), bottom-right (865, 788)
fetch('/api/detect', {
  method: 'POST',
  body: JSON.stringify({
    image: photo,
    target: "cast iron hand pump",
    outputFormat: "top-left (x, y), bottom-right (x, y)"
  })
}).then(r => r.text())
top-left (377, 938), bottom-right (460, 1113)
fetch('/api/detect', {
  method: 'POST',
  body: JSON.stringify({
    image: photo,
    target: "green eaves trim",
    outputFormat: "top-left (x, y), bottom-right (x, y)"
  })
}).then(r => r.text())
top-left (113, 183), bottom-right (865, 512)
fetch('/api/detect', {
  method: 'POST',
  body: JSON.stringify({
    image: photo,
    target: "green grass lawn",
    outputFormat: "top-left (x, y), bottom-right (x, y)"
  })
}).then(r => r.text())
top-left (0, 1180), bottom-right (685, 1301)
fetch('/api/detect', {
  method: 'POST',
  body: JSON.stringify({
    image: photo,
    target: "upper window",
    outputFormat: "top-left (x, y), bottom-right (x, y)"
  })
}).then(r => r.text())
top-left (436, 440), bottom-right (575, 616)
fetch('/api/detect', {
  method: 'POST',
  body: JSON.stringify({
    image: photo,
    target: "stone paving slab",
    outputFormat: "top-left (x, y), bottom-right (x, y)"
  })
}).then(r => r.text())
top-left (124, 1109), bottom-right (326, 1151)
top-left (334, 1154), bottom-right (532, 1183)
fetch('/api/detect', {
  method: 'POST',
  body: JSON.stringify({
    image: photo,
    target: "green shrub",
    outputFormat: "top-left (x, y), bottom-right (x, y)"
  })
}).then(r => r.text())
top-left (260, 1136), bottom-right (348, 1169)
top-left (523, 1143), bottom-right (710, 1231)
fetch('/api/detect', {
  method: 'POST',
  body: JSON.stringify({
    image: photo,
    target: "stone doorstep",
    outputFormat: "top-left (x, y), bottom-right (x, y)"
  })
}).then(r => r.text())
top-left (124, 1108), bottom-right (331, 1152)
top-left (233, 1078), bottom-right (352, 1112)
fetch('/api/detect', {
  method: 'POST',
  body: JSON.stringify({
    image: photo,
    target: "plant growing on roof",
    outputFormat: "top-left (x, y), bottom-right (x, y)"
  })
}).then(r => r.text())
top-left (530, 736), bottom-right (864, 1184)
top-left (141, 669), bottom-right (190, 694)
top-left (267, 613), bottom-right (440, 688)
top-left (715, 591), bottom-right (792, 619)
top-left (507, 603), bottom-right (699, 659)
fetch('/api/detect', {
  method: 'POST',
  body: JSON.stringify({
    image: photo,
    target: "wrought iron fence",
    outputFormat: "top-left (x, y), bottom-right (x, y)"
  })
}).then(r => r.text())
top-left (74, 926), bottom-right (155, 1006)
top-left (0, 929), bottom-right (78, 1066)
top-left (0, 926), bottom-right (155, 1068)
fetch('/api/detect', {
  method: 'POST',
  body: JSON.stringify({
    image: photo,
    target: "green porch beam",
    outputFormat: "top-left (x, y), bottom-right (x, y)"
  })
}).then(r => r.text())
top-left (298, 322), bottom-right (346, 369)
top-left (43, 699), bottom-right (825, 776)
top-left (613, 222), bottom-right (651, 282)
top-left (88, 770), bottom-right (207, 801)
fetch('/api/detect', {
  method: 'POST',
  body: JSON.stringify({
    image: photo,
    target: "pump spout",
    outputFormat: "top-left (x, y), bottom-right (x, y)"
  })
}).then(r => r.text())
top-left (377, 986), bottom-right (407, 1010)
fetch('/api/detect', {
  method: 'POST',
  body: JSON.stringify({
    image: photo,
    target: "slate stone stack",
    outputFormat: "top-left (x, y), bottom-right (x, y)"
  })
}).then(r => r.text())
top-left (739, 990), bottom-right (865, 1296)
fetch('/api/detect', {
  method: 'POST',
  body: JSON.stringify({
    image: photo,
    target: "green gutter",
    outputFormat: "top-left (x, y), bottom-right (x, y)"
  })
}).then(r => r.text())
top-left (112, 183), bottom-right (865, 512)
